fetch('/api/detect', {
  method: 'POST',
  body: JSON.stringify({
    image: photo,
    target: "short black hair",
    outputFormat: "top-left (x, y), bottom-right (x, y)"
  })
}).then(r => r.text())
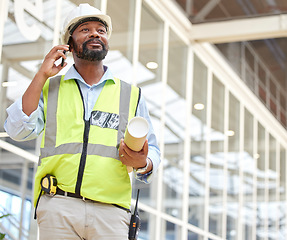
top-left (68, 17), bottom-right (108, 35)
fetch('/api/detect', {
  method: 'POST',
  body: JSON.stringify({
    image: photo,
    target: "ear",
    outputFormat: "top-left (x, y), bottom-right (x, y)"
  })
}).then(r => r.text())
top-left (68, 37), bottom-right (74, 51)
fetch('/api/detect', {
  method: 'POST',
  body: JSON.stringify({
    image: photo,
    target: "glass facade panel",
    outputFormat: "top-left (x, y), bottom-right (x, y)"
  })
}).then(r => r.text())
top-left (189, 55), bottom-right (208, 232)
top-left (106, 0), bottom-right (136, 81)
top-left (163, 220), bottom-right (182, 240)
top-left (227, 93), bottom-right (240, 240)
top-left (0, 151), bottom-right (35, 240)
top-left (256, 123), bottom-right (266, 239)
top-left (163, 29), bottom-right (188, 218)
top-left (132, 2), bottom-right (164, 208)
top-left (137, 211), bottom-right (157, 240)
top-left (268, 134), bottom-right (278, 238)
top-left (188, 230), bottom-right (202, 240)
top-left (279, 146), bottom-right (287, 237)
top-left (0, 191), bottom-right (31, 239)
top-left (243, 108), bottom-right (254, 239)
top-left (209, 75), bottom-right (225, 236)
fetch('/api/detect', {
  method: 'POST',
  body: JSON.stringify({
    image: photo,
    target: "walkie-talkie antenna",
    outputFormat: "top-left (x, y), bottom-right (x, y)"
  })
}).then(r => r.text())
top-left (134, 189), bottom-right (140, 214)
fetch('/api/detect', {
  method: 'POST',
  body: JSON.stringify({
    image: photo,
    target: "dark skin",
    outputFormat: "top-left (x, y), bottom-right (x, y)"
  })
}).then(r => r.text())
top-left (21, 21), bottom-right (152, 173)
top-left (69, 21), bottom-right (107, 85)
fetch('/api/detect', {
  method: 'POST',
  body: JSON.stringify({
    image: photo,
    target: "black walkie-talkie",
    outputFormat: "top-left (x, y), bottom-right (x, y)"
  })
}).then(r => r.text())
top-left (128, 189), bottom-right (141, 240)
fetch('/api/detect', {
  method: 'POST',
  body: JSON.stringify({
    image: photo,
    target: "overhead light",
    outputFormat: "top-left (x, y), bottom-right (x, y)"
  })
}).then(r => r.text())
top-left (146, 61), bottom-right (158, 70)
top-left (226, 130), bottom-right (235, 136)
top-left (2, 81), bottom-right (18, 87)
top-left (194, 103), bottom-right (204, 110)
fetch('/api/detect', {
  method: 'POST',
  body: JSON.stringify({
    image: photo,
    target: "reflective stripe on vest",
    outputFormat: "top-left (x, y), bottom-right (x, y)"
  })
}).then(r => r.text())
top-left (39, 75), bottom-right (133, 163)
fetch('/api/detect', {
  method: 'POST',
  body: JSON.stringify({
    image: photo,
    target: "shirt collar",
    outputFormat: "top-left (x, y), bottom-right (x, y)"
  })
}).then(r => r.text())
top-left (63, 64), bottom-right (115, 86)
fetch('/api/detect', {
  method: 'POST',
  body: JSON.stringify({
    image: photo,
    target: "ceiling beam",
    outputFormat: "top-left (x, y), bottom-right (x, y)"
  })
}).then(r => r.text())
top-left (8, 61), bottom-right (35, 79)
top-left (0, 139), bottom-right (38, 163)
top-left (190, 14), bottom-right (287, 43)
top-left (2, 41), bottom-right (52, 61)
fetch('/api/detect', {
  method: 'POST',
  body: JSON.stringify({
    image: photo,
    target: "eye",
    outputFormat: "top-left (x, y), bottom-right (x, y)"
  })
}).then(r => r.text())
top-left (80, 28), bottom-right (89, 32)
top-left (98, 28), bottom-right (106, 34)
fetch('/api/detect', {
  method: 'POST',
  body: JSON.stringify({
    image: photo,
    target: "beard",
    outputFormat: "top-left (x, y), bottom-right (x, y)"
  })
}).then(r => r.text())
top-left (73, 38), bottom-right (108, 61)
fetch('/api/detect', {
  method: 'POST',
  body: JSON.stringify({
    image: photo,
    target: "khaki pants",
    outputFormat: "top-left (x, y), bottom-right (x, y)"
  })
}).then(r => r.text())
top-left (36, 194), bottom-right (130, 240)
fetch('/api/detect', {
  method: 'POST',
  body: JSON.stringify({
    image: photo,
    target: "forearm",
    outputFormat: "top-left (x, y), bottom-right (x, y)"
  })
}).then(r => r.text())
top-left (22, 44), bottom-right (69, 116)
top-left (22, 72), bottom-right (48, 116)
top-left (4, 98), bottom-right (44, 141)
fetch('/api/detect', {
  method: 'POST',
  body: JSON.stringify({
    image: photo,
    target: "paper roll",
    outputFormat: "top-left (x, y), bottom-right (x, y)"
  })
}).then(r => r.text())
top-left (124, 117), bottom-right (149, 151)
top-left (124, 117), bottom-right (149, 172)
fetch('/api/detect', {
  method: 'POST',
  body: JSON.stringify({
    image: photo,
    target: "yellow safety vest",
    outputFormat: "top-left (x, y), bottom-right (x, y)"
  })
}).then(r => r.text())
top-left (34, 75), bottom-right (140, 209)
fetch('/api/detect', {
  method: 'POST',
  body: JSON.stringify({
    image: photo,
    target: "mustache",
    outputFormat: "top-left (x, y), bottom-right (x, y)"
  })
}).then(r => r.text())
top-left (83, 38), bottom-right (105, 48)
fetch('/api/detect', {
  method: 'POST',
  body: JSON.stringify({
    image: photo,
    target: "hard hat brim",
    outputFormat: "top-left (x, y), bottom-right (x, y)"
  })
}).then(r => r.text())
top-left (61, 14), bottom-right (112, 45)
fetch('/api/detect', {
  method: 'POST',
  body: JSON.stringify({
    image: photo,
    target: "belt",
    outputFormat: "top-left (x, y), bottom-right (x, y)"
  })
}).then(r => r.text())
top-left (55, 188), bottom-right (131, 213)
top-left (56, 188), bottom-right (89, 200)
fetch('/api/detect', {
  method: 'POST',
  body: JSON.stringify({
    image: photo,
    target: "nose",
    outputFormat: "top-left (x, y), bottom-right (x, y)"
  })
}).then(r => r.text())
top-left (89, 28), bottom-right (100, 38)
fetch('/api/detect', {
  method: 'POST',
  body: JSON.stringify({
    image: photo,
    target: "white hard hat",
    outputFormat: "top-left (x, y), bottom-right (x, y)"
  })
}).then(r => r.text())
top-left (61, 3), bottom-right (112, 44)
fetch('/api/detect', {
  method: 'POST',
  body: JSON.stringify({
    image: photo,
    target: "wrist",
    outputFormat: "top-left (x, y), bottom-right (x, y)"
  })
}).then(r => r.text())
top-left (35, 70), bottom-right (49, 82)
top-left (135, 158), bottom-right (152, 174)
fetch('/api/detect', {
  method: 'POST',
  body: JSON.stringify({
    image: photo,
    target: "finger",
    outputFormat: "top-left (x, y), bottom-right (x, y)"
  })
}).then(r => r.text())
top-left (56, 49), bottom-right (68, 59)
top-left (120, 139), bottom-right (130, 156)
top-left (44, 50), bottom-right (65, 64)
top-left (57, 61), bottom-right (68, 69)
top-left (62, 62), bottom-right (68, 68)
top-left (51, 45), bottom-right (69, 53)
top-left (119, 152), bottom-right (128, 165)
top-left (142, 139), bottom-right (149, 154)
top-left (53, 61), bottom-right (67, 74)
top-left (118, 139), bottom-right (125, 158)
top-left (49, 46), bottom-right (69, 59)
top-left (123, 144), bottom-right (133, 158)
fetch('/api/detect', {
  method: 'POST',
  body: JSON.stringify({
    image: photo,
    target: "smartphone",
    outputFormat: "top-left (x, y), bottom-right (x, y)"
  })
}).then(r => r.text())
top-left (61, 50), bottom-right (66, 67)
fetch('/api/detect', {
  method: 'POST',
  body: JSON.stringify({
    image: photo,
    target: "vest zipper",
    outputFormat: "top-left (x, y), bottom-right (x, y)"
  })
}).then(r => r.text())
top-left (75, 119), bottom-right (90, 196)
top-left (74, 79), bottom-right (90, 196)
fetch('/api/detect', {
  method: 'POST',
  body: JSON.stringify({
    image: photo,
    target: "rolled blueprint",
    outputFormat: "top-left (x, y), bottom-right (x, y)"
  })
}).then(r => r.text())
top-left (124, 117), bottom-right (149, 172)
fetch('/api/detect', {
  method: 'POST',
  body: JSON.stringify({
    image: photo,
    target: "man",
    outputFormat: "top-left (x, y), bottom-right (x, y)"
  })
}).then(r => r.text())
top-left (4, 3), bottom-right (160, 239)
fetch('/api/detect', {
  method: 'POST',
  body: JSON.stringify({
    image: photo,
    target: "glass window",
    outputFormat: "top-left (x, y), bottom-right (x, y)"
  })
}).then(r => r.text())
top-left (279, 145), bottom-right (286, 236)
top-left (106, 0), bottom-right (137, 82)
top-left (209, 75), bottom-right (225, 236)
top-left (0, 152), bottom-right (34, 239)
top-left (269, 134), bottom-right (277, 200)
top-left (243, 108), bottom-right (255, 238)
top-left (256, 122), bottom-right (266, 239)
top-left (268, 134), bottom-right (277, 237)
top-left (163, 28), bottom-right (188, 219)
top-left (227, 93), bottom-right (240, 240)
top-left (280, 146), bottom-right (286, 201)
top-left (131, 2), bottom-right (164, 208)
top-left (137, 211), bottom-right (157, 240)
top-left (189, 55), bottom-right (208, 234)
top-left (188, 231), bottom-right (203, 240)
top-left (163, 220), bottom-right (182, 240)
